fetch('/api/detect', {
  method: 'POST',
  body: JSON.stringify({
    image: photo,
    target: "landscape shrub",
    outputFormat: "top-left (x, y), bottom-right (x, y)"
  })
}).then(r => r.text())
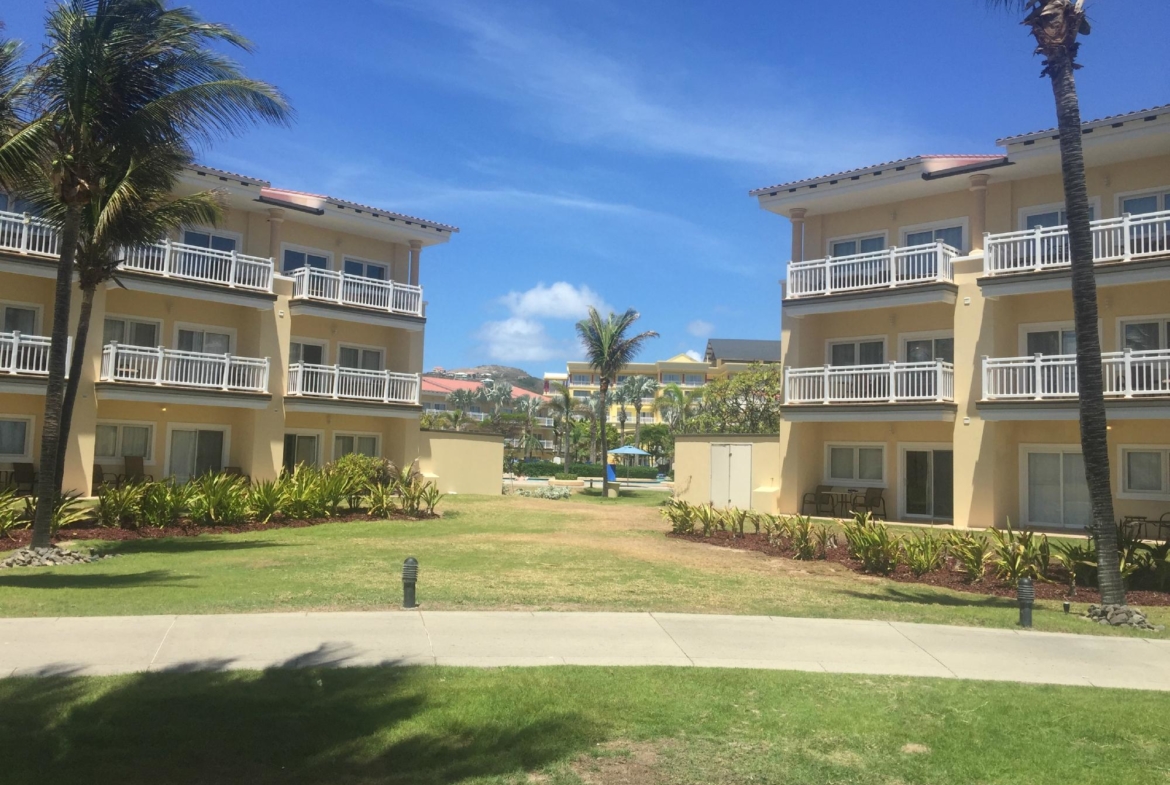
top-left (842, 512), bottom-right (900, 574)
top-left (694, 504), bottom-right (719, 537)
top-left (247, 480), bottom-right (283, 525)
top-left (948, 532), bottom-right (992, 581)
top-left (139, 480), bottom-right (193, 529)
top-left (902, 531), bottom-right (947, 577)
top-left (988, 521), bottom-right (1047, 583)
top-left (22, 492), bottom-right (90, 535)
top-left (188, 473), bottom-right (249, 527)
top-left (553, 473), bottom-right (578, 481)
top-left (97, 483), bottom-right (144, 529)
top-left (788, 515), bottom-right (816, 560)
top-left (661, 499), bottom-right (695, 534)
top-left (0, 488), bottom-right (22, 539)
top-left (330, 453), bottom-right (393, 507)
top-left (365, 483), bottom-right (398, 518)
top-left (510, 486), bottom-right (571, 500)
top-left (276, 466), bottom-right (327, 520)
top-left (812, 522), bottom-right (837, 559)
top-left (569, 463), bottom-right (660, 480)
top-left (420, 483), bottom-right (443, 515)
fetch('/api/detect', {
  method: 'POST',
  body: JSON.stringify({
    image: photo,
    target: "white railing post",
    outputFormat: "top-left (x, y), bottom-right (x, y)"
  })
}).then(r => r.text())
top-left (382, 372), bottom-right (391, 403)
top-left (888, 247), bottom-right (897, 288)
top-left (935, 360), bottom-right (945, 402)
top-left (261, 358), bottom-right (271, 393)
top-left (1033, 353), bottom-right (1043, 399)
top-left (162, 239), bottom-right (173, 276)
top-left (228, 250), bottom-right (238, 288)
top-left (222, 353), bottom-right (231, 391)
top-left (983, 232), bottom-right (992, 274)
top-left (336, 272), bottom-right (345, 305)
top-left (155, 346), bottom-right (166, 385)
top-left (19, 214), bottom-right (30, 254)
top-left (824, 261), bottom-right (834, 296)
top-left (1033, 226), bottom-right (1043, 272)
top-left (332, 364), bottom-right (340, 399)
top-left (1122, 348), bottom-right (1133, 398)
top-left (783, 366), bottom-right (790, 405)
top-left (1121, 213), bottom-right (1132, 262)
top-left (981, 356), bottom-right (990, 401)
top-left (888, 362), bottom-right (897, 403)
top-left (822, 365), bottom-right (830, 404)
top-left (104, 341), bottom-right (118, 381)
top-left (6, 331), bottom-right (19, 374)
top-left (935, 242), bottom-right (944, 282)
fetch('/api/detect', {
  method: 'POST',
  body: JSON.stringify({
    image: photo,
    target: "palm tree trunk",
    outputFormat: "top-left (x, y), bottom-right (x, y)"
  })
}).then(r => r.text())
top-left (1046, 51), bottom-right (1124, 605)
top-left (633, 402), bottom-right (642, 447)
top-left (54, 285), bottom-right (95, 490)
top-left (588, 416), bottom-right (597, 464)
top-left (31, 205), bottom-right (81, 547)
top-left (599, 380), bottom-right (609, 496)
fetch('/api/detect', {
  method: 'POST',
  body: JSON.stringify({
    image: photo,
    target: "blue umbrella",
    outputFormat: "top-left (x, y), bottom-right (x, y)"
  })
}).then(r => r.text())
top-left (608, 445), bottom-right (651, 480)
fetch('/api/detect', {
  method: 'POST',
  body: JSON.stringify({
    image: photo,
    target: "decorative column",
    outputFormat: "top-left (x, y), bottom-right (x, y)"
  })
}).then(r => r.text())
top-left (968, 174), bottom-right (989, 255)
top-left (267, 208), bottom-right (285, 261)
top-left (789, 208), bottom-right (807, 262)
top-left (408, 240), bottom-right (422, 286)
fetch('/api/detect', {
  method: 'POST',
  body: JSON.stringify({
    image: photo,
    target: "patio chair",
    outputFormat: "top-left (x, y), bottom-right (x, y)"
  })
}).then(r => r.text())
top-left (11, 462), bottom-right (36, 494)
top-left (92, 465), bottom-right (120, 493)
top-left (119, 455), bottom-right (153, 485)
top-left (851, 487), bottom-right (887, 520)
top-left (801, 485), bottom-right (834, 516)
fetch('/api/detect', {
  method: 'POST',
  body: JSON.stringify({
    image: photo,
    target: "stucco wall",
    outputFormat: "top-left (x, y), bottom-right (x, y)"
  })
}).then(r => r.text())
top-left (415, 431), bottom-right (504, 496)
top-left (673, 434), bottom-right (782, 513)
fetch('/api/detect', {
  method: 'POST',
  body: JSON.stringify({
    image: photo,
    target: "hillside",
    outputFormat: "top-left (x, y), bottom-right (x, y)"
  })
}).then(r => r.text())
top-left (441, 365), bottom-right (545, 394)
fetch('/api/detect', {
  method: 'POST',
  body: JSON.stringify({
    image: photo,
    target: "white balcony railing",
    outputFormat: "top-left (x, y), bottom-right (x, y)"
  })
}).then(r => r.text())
top-left (539, 440), bottom-right (555, 450)
top-left (287, 363), bottom-right (420, 405)
top-left (785, 242), bottom-right (958, 299)
top-left (100, 343), bottom-right (269, 392)
top-left (0, 209), bottom-right (275, 292)
top-left (464, 411), bottom-right (489, 421)
top-left (1, 332), bottom-right (71, 377)
top-left (982, 349), bottom-right (1170, 400)
top-left (290, 267), bottom-right (423, 317)
top-left (984, 209), bottom-right (1170, 276)
top-left (784, 361), bottom-right (955, 404)
top-left (121, 240), bottom-right (273, 291)
top-left (535, 416), bottom-right (555, 427)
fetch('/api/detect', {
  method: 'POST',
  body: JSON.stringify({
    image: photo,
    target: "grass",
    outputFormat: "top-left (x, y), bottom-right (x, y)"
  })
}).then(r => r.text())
top-left (0, 493), bottom-right (1165, 636)
top-left (1, 665), bottom-right (1167, 784)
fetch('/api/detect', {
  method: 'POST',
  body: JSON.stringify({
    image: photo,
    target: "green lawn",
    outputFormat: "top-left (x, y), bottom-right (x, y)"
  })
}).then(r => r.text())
top-left (1, 665), bottom-right (1166, 784)
top-left (0, 493), bottom-right (1165, 636)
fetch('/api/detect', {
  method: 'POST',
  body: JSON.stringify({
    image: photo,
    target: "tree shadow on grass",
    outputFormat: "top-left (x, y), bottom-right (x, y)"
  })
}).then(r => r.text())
top-left (0, 647), bottom-right (605, 785)
top-left (0, 570), bottom-right (191, 590)
top-left (840, 587), bottom-right (1017, 609)
top-left (92, 539), bottom-right (289, 556)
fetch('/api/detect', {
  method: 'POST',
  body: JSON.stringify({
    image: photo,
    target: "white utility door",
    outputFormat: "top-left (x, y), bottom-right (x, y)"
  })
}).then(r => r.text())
top-left (710, 443), bottom-right (752, 509)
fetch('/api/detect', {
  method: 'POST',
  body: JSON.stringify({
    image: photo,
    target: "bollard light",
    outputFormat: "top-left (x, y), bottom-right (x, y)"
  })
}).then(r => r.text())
top-left (402, 556), bottom-right (419, 609)
top-left (1017, 576), bottom-right (1034, 628)
top-left (1063, 601), bottom-right (1071, 614)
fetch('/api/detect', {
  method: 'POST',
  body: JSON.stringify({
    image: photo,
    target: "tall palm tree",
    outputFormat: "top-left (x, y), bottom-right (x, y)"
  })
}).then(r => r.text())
top-left (446, 409), bottom-right (467, 433)
top-left (990, 0), bottom-right (1123, 603)
top-left (624, 375), bottom-right (658, 449)
top-left (585, 392), bottom-right (602, 464)
top-left (0, 34), bottom-right (27, 168)
top-left (513, 395), bottom-right (544, 458)
top-left (21, 0), bottom-right (290, 547)
top-left (45, 146), bottom-right (222, 488)
top-left (547, 383), bottom-right (578, 466)
top-left (575, 308), bottom-right (658, 496)
top-left (612, 385), bottom-right (630, 446)
top-left (655, 382), bottom-right (702, 433)
top-left (447, 388), bottom-right (477, 416)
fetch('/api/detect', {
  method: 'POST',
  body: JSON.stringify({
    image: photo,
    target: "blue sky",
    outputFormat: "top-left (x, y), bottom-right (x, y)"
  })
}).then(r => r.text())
top-left (4, 1), bottom-right (1169, 374)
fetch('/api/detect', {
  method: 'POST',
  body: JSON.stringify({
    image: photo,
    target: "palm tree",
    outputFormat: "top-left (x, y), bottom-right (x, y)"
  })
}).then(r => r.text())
top-left (20, 0), bottom-right (290, 547)
top-left (575, 308), bottom-right (658, 496)
top-left (655, 382), bottom-right (702, 433)
top-left (0, 33), bottom-right (27, 165)
top-left (990, 0), bottom-right (1122, 603)
top-left (513, 395), bottom-right (544, 458)
top-left (48, 147), bottom-right (222, 488)
top-left (547, 383), bottom-right (578, 466)
top-left (624, 375), bottom-right (658, 449)
top-left (612, 385), bottom-right (630, 446)
top-left (447, 389), bottom-right (477, 418)
top-left (585, 392), bottom-right (602, 464)
top-left (445, 410), bottom-right (467, 432)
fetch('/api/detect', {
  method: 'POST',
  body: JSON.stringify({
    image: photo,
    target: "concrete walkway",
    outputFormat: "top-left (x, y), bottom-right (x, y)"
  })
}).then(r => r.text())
top-left (1, 611), bottom-right (1167, 690)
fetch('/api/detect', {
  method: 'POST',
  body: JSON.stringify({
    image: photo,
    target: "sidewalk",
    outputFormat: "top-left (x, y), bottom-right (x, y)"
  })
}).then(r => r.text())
top-left (1, 611), bottom-right (1167, 690)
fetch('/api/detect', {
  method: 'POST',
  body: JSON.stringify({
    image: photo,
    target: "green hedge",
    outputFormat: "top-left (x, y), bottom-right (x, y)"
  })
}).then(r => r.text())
top-left (516, 460), bottom-right (663, 479)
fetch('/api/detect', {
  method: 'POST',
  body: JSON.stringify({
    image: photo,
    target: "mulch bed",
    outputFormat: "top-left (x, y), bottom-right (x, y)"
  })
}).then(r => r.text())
top-left (668, 530), bottom-right (1170, 607)
top-left (1, 511), bottom-right (438, 554)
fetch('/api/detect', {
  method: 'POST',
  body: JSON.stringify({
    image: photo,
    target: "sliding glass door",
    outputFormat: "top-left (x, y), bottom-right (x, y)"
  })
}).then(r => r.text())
top-left (904, 449), bottom-right (953, 519)
top-left (169, 429), bottom-right (224, 482)
top-left (1026, 450), bottom-right (1091, 529)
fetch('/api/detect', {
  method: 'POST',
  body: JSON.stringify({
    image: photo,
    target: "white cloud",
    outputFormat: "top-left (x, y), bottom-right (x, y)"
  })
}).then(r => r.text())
top-left (478, 317), bottom-right (561, 362)
top-left (685, 350), bottom-right (702, 361)
top-left (687, 319), bottom-right (714, 338)
top-left (500, 282), bottom-right (613, 320)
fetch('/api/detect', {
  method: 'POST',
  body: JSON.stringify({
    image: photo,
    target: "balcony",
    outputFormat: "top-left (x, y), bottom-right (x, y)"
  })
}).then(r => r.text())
top-left (0, 332), bottom-right (71, 380)
top-left (983, 210), bottom-right (1170, 280)
top-left (535, 416), bottom-right (555, 427)
top-left (785, 242), bottom-right (958, 300)
top-left (983, 350), bottom-right (1170, 400)
top-left (785, 361), bottom-right (955, 405)
top-left (287, 363), bottom-right (420, 405)
top-left (290, 267), bottom-right (423, 317)
top-left (100, 343), bottom-right (269, 392)
top-left (0, 209), bottom-right (274, 292)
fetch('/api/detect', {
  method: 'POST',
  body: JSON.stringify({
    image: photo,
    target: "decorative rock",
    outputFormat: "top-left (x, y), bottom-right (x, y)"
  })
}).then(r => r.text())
top-left (1085, 604), bottom-right (1158, 631)
top-left (0, 546), bottom-right (112, 569)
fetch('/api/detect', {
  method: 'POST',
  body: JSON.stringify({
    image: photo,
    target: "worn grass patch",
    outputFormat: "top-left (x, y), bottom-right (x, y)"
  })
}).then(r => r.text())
top-left (0, 667), bottom-right (1165, 785)
top-left (0, 494), bottom-right (1165, 636)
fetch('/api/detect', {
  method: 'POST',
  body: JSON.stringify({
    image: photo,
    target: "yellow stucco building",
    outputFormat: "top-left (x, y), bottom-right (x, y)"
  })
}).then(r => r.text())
top-left (0, 164), bottom-right (501, 495)
top-left (676, 104), bottom-right (1170, 530)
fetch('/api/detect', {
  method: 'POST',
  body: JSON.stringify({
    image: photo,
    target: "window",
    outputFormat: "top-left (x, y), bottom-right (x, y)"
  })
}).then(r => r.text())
top-left (0, 417), bottom-right (30, 458)
top-left (831, 235), bottom-right (884, 257)
top-left (829, 339), bottom-right (884, 367)
top-left (94, 423), bottom-right (152, 461)
top-left (570, 374), bottom-right (592, 385)
top-left (1122, 448), bottom-right (1168, 496)
top-left (905, 225), bottom-right (963, 251)
top-left (177, 328), bottom-right (231, 354)
top-left (335, 434), bottom-right (378, 458)
top-left (1025, 449), bottom-right (1090, 528)
top-left (2, 305), bottom-right (36, 334)
top-left (290, 341), bottom-right (325, 365)
top-left (1025, 327), bottom-right (1077, 356)
top-left (827, 445), bottom-right (884, 485)
top-left (343, 258), bottom-right (387, 280)
top-left (573, 390), bottom-right (590, 399)
top-left (283, 247), bottom-right (329, 273)
top-left (103, 317), bottom-right (158, 347)
top-left (283, 433), bottom-right (318, 470)
top-left (338, 346), bottom-right (382, 371)
top-left (684, 374), bottom-right (705, 386)
top-left (169, 428), bottom-right (225, 482)
top-left (661, 373), bottom-right (681, 384)
top-left (0, 193), bottom-right (38, 214)
top-left (1121, 190), bottom-right (1170, 216)
top-left (1023, 206), bottom-right (1096, 229)
top-left (615, 375), bottom-right (629, 383)
top-left (1121, 318), bottom-right (1170, 352)
top-left (904, 336), bottom-right (954, 364)
top-left (182, 229), bottom-right (236, 252)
